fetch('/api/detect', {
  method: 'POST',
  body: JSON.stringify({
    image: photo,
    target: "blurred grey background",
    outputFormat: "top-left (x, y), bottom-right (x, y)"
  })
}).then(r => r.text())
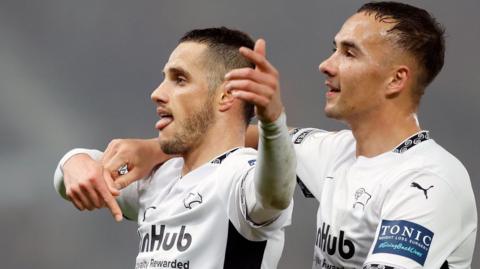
top-left (0, 0), bottom-right (478, 268)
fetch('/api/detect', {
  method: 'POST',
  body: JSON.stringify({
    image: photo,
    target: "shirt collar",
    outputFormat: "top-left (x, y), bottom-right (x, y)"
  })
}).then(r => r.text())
top-left (393, 130), bottom-right (430, 153)
top-left (210, 148), bottom-right (240, 165)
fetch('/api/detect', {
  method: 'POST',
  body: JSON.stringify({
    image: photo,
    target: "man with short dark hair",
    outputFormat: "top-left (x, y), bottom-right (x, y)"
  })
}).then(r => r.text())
top-left (280, 2), bottom-right (476, 267)
top-left (53, 27), bottom-right (296, 268)
top-left (62, 2), bottom-right (477, 268)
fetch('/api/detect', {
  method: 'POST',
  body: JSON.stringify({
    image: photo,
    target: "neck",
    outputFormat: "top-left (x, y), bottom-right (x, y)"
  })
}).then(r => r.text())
top-left (348, 107), bottom-right (421, 157)
top-left (181, 121), bottom-right (245, 176)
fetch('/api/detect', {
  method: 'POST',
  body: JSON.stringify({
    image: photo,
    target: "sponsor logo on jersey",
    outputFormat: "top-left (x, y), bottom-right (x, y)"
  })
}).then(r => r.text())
top-left (353, 188), bottom-right (371, 210)
top-left (139, 225), bottom-right (192, 253)
top-left (315, 222), bottom-right (355, 260)
top-left (373, 219), bottom-right (434, 266)
top-left (248, 159), bottom-right (256, 166)
top-left (410, 182), bottom-right (434, 199)
top-left (136, 258), bottom-right (190, 269)
top-left (294, 129), bottom-right (314, 144)
top-left (314, 255), bottom-right (345, 269)
top-left (183, 192), bottom-right (203, 209)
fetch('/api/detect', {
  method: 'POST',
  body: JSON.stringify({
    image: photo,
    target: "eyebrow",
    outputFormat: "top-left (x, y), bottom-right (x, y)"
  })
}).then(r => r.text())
top-left (163, 66), bottom-right (191, 78)
top-left (333, 40), bottom-right (362, 53)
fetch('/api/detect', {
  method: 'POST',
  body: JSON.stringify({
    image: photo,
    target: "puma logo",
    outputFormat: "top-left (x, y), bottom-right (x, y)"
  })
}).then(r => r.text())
top-left (410, 182), bottom-right (434, 199)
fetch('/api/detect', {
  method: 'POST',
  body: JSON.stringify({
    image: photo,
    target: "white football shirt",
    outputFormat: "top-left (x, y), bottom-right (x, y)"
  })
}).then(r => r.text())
top-left (55, 147), bottom-right (292, 269)
top-left (291, 128), bottom-right (477, 269)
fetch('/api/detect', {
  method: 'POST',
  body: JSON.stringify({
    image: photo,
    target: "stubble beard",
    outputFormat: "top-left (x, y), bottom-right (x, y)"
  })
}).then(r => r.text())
top-left (159, 99), bottom-right (215, 155)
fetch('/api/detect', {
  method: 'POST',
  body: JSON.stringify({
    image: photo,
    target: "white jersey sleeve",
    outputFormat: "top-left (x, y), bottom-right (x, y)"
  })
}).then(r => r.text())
top-left (53, 148), bottom-right (140, 221)
top-left (364, 170), bottom-right (468, 268)
top-left (290, 128), bottom-right (356, 199)
top-left (214, 149), bottom-right (293, 241)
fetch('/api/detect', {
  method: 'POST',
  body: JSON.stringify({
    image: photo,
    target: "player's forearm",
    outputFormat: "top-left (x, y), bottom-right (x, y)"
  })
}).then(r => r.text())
top-left (254, 112), bottom-right (296, 211)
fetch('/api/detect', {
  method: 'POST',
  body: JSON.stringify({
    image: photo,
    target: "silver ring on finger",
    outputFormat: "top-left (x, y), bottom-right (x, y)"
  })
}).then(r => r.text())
top-left (117, 163), bottom-right (129, 176)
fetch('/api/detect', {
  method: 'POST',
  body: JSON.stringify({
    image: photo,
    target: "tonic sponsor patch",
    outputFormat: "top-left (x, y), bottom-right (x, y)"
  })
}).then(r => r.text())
top-left (373, 220), bottom-right (434, 266)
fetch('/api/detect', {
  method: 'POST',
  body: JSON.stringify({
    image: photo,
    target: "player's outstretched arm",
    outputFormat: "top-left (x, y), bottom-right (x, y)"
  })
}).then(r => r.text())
top-left (53, 139), bottom-right (170, 221)
top-left (101, 138), bottom-right (170, 189)
top-left (225, 39), bottom-right (296, 223)
top-left (54, 151), bottom-right (123, 222)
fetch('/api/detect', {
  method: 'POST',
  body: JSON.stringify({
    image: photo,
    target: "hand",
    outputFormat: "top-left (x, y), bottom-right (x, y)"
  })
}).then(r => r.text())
top-left (224, 39), bottom-right (283, 123)
top-left (63, 154), bottom-right (123, 222)
top-left (102, 138), bottom-right (169, 190)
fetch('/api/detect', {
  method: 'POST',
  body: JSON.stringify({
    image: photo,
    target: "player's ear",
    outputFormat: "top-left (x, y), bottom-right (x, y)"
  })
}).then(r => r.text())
top-left (218, 85), bottom-right (235, 112)
top-left (386, 65), bottom-right (410, 97)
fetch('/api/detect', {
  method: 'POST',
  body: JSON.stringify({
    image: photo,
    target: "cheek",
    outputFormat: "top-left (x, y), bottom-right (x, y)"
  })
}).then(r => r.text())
top-left (344, 62), bottom-right (385, 90)
top-left (174, 91), bottom-right (208, 117)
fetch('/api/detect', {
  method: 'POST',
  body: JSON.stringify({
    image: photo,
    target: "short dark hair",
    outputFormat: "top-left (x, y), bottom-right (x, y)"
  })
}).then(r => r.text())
top-left (358, 1), bottom-right (445, 100)
top-left (179, 27), bottom-right (255, 125)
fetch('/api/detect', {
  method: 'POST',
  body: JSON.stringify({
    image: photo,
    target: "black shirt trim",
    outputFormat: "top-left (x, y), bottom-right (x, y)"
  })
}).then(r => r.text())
top-left (223, 221), bottom-right (267, 269)
top-left (393, 130), bottom-right (430, 153)
top-left (211, 148), bottom-right (240, 164)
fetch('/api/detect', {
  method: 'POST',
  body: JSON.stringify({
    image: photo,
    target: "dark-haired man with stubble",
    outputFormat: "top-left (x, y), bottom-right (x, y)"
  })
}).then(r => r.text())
top-left (53, 27), bottom-right (296, 268)
top-left (56, 2), bottom-right (477, 268)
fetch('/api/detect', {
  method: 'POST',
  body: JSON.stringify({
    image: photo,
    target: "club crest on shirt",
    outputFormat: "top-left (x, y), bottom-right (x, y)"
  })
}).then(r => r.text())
top-left (353, 188), bottom-right (371, 210)
top-left (183, 192), bottom-right (203, 209)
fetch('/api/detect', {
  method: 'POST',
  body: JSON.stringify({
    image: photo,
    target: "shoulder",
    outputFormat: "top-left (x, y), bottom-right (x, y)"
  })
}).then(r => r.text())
top-left (382, 143), bottom-right (475, 225)
top-left (220, 147), bottom-right (258, 169)
top-left (290, 128), bottom-right (354, 145)
top-left (394, 140), bottom-right (471, 195)
top-left (291, 128), bottom-right (356, 166)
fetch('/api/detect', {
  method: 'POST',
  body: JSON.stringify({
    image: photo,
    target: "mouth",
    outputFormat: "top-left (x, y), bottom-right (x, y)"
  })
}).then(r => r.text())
top-left (155, 109), bottom-right (174, 130)
top-left (325, 81), bottom-right (341, 96)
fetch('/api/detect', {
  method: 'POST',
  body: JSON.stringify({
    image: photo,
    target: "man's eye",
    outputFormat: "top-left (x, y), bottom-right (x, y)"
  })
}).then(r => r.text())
top-left (175, 76), bottom-right (187, 84)
top-left (345, 50), bottom-right (355, 57)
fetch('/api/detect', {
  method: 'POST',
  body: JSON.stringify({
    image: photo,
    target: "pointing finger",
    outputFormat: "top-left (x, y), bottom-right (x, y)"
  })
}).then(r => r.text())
top-left (99, 171), bottom-right (123, 222)
top-left (254, 38), bottom-right (266, 57)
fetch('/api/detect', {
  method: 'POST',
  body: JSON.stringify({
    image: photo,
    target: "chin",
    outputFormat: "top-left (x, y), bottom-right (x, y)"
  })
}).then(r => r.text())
top-left (324, 107), bottom-right (345, 120)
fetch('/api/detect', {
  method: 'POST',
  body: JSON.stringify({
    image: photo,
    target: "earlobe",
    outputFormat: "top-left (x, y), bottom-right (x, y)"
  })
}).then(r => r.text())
top-left (387, 66), bottom-right (409, 96)
top-left (218, 89), bottom-right (235, 112)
